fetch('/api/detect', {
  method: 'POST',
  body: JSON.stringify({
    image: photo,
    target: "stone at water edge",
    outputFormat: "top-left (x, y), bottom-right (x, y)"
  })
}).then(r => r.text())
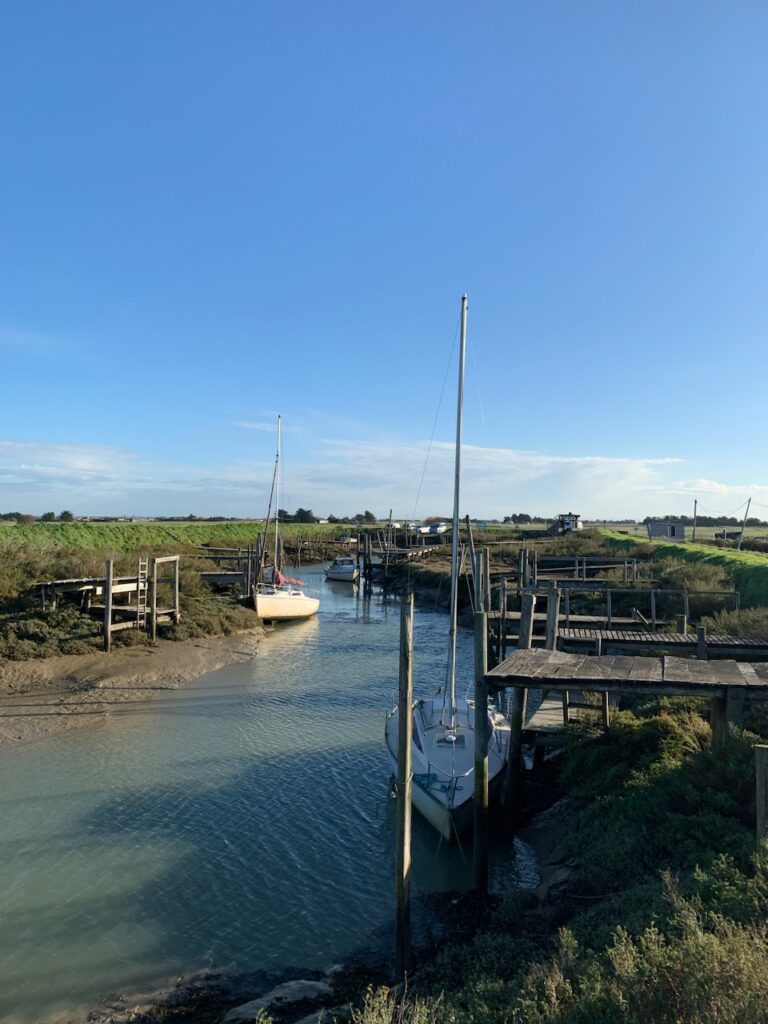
top-left (223, 979), bottom-right (334, 1021)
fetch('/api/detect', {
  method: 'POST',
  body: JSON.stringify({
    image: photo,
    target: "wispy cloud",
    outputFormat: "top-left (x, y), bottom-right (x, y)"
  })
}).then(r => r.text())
top-left (0, 435), bottom-right (765, 519)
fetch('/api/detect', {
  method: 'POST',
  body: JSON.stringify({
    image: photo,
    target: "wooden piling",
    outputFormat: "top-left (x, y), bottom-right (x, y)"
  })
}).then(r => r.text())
top-left (545, 588), bottom-right (561, 651)
top-left (395, 594), bottom-right (414, 979)
top-left (756, 745), bottom-right (768, 852)
top-left (151, 558), bottom-right (158, 642)
top-left (103, 559), bottom-right (113, 653)
top-left (711, 696), bottom-right (727, 746)
top-left (501, 592), bottom-right (534, 817)
top-left (676, 613), bottom-right (687, 634)
top-left (473, 610), bottom-right (489, 892)
top-left (697, 625), bottom-right (708, 660)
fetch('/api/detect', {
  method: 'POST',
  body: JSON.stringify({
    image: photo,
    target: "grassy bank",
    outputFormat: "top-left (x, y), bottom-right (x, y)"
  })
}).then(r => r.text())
top-left (341, 699), bottom-right (768, 1024)
top-left (602, 531), bottom-right (768, 607)
top-left (0, 519), bottom-right (343, 551)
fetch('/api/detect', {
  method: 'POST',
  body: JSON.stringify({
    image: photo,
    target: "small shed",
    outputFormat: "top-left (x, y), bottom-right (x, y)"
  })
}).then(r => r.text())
top-left (647, 522), bottom-right (687, 541)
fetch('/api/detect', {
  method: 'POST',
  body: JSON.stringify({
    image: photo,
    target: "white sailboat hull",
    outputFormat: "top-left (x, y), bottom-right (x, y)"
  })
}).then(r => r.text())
top-left (254, 588), bottom-right (319, 620)
top-left (385, 697), bottom-right (509, 842)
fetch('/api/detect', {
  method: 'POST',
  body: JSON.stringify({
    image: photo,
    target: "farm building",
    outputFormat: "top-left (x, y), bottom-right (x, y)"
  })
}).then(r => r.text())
top-left (647, 521), bottom-right (687, 541)
top-left (548, 513), bottom-right (583, 536)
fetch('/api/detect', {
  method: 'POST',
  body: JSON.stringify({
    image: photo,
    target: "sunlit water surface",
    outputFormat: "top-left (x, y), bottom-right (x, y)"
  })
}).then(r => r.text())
top-left (0, 569), bottom-right (537, 1021)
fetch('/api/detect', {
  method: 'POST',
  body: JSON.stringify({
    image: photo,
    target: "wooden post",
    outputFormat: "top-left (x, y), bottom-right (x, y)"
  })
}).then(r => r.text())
top-left (711, 694), bottom-right (727, 746)
top-left (483, 547), bottom-right (491, 615)
top-left (473, 610), bottom-right (489, 892)
top-left (502, 593), bottom-right (534, 818)
top-left (545, 588), bottom-right (561, 651)
top-left (518, 591), bottom-right (536, 650)
top-left (606, 589), bottom-right (612, 627)
top-left (683, 590), bottom-right (690, 623)
top-left (756, 745), bottom-right (768, 851)
top-left (103, 559), bottom-right (113, 653)
top-left (697, 625), bottom-right (707, 660)
top-left (151, 557), bottom-right (158, 641)
top-left (500, 579), bottom-right (508, 662)
top-left (562, 690), bottom-right (570, 725)
top-left (395, 594), bottom-right (414, 979)
top-left (173, 556), bottom-right (180, 625)
top-left (565, 588), bottom-right (571, 627)
top-left (676, 614), bottom-right (687, 635)
top-left (650, 590), bottom-right (657, 630)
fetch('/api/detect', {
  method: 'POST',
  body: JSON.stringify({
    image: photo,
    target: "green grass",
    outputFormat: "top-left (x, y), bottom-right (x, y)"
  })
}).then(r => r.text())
top-left (0, 519), bottom-right (348, 551)
top-left (601, 531), bottom-right (768, 607)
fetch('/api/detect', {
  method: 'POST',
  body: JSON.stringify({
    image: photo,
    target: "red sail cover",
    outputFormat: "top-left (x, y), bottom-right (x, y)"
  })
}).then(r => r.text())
top-left (273, 567), bottom-right (305, 587)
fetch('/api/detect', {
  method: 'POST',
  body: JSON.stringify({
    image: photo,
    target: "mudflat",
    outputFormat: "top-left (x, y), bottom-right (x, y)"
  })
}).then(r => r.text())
top-left (0, 629), bottom-right (263, 746)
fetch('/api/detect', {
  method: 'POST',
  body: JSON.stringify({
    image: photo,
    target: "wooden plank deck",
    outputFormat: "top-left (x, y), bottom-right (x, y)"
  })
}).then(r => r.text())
top-left (486, 648), bottom-right (768, 698)
top-left (558, 628), bottom-right (768, 658)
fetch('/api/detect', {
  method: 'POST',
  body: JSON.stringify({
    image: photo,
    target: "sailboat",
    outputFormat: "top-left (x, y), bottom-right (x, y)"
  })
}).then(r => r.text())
top-left (384, 295), bottom-right (509, 841)
top-left (253, 416), bottom-right (320, 621)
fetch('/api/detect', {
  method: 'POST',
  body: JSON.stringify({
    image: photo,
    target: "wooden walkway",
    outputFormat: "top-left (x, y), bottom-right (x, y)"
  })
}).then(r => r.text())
top-left (487, 648), bottom-right (768, 698)
top-left (558, 627), bottom-right (768, 658)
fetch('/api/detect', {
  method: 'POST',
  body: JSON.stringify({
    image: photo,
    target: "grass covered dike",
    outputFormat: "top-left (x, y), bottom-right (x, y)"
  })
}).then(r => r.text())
top-left (602, 530), bottom-right (768, 609)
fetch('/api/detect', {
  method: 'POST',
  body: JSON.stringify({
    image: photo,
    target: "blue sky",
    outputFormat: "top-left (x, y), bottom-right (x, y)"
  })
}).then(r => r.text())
top-left (1, 1), bottom-right (767, 520)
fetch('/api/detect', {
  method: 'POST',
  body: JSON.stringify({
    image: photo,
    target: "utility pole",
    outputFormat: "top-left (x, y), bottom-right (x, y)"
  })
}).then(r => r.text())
top-left (738, 498), bottom-right (752, 550)
top-left (692, 499), bottom-right (697, 542)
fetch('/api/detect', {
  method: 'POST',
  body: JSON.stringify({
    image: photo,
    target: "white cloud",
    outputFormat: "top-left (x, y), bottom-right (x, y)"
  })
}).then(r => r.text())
top-left (0, 435), bottom-right (765, 520)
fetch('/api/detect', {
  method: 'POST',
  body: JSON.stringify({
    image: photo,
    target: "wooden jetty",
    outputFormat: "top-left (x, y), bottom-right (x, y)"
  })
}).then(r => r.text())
top-left (486, 647), bottom-right (768, 735)
top-left (36, 557), bottom-right (181, 651)
top-left (558, 627), bottom-right (768, 660)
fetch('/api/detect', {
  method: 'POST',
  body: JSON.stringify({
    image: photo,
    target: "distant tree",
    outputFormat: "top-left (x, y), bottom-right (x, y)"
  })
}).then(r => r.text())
top-left (58, 510), bottom-right (74, 522)
top-left (363, 510), bottom-right (376, 524)
top-left (277, 508), bottom-right (292, 523)
top-left (293, 507), bottom-right (318, 523)
top-left (40, 511), bottom-right (56, 522)
top-left (18, 514), bottom-right (35, 524)
top-left (327, 514), bottom-right (340, 524)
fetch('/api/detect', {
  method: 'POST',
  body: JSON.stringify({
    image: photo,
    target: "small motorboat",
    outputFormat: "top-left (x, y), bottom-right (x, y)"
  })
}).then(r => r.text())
top-left (324, 556), bottom-right (359, 583)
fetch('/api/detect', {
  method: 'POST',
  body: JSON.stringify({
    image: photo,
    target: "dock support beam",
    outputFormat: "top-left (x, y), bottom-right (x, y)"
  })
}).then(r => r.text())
top-left (103, 559), bottom-right (113, 653)
top-left (545, 588), bottom-right (561, 651)
top-left (756, 745), bottom-right (768, 852)
top-left (473, 610), bottom-right (489, 893)
top-left (502, 592), bottom-right (535, 821)
top-left (395, 594), bottom-right (414, 979)
top-left (697, 625), bottom-right (708, 661)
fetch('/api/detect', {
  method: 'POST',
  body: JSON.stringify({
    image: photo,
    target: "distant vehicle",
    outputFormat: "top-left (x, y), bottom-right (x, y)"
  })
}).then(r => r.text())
top-left (407, 522), bottom-right (419, 532)
top-left (429, 522), bottom-right (448, 534)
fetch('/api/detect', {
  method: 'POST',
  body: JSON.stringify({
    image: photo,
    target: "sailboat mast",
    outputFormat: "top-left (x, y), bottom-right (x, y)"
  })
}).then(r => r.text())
top-left (274, 415), bottom-right (282, 574)
top-left (446, 294), bottom-right (468, 721)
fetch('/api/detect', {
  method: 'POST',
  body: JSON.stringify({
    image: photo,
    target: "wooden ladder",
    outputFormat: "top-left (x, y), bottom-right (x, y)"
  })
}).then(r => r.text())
top-left (137, 557), bottom-right (149, 631)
